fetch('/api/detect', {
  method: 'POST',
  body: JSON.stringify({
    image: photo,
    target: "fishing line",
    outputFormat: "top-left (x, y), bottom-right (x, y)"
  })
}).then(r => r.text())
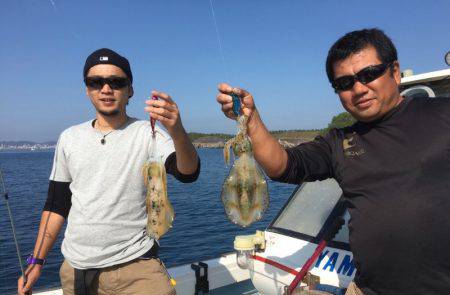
top-left (208, 0), bottom-right (230, 82)
top-left (0, 169), bottom-right (27, 286)
top-left (208, 0), bottom-right (243, 117)
top-left (49, 0), bottom-right (59, 13)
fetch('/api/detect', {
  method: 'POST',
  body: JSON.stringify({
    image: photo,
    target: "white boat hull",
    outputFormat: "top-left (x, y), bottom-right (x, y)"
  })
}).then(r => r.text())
top-left (250, 231), bottom-right (354, 295)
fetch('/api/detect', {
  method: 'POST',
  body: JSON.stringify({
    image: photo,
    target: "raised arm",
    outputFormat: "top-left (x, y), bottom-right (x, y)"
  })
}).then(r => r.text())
top-left (216, 83), bottom-right (288, 178)
top-left (145, 90), bottom-right (199, 175)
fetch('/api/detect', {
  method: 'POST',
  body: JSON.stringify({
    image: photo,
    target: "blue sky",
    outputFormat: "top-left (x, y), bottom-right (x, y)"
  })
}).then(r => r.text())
top-left (1, 0), bottom-right (449, 142)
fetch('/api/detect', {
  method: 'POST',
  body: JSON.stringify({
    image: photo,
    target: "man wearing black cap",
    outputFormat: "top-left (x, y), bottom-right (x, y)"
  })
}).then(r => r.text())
top-left (18, 48), bottom-right (200, 295)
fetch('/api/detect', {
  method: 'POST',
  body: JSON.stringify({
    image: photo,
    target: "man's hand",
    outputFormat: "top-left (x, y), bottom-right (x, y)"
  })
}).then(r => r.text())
top-left (145, 90), bottom-right (184, 137)
top-left (216, 83), bottom-right (256, 121)
top-left (216, 83), bottom-right (289, 178)
top-left (18, 264), bottom-right (42, 295)
top-left (145, 90), bottom-right (198, 175)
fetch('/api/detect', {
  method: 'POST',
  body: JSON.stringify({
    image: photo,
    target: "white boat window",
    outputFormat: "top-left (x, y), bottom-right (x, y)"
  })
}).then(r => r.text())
top-left (400, 85), bottom-right (435, 98)
top-left (428, 78), bottom-right (450, 97)
top-left (271, 179), bottom-right (343, 237)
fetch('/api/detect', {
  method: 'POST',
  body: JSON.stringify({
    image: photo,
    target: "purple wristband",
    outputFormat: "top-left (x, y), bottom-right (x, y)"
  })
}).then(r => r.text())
top-left (26, 255), bottom-right (46, 266)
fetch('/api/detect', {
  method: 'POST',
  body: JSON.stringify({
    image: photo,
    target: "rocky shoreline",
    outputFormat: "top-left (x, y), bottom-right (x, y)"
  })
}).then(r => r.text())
top-left (193, 135), bottom-right (318, 149)
top-left (2, 131), bottom-right (321, 151)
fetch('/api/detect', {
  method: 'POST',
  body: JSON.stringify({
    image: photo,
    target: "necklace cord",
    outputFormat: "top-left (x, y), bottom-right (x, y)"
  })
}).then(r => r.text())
top-left (94, 117), bottom-right (130, 144)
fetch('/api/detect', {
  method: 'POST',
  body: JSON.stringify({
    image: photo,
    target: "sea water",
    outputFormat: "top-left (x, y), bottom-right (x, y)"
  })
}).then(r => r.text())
top-left (0, 149), bottom-right (295, 294)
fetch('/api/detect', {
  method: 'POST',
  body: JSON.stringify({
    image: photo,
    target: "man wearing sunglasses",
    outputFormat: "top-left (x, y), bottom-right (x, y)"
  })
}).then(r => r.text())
top-left (18, 48), bottom-right (200, 295)
top-left (217, 28), bottom-right (449, 294)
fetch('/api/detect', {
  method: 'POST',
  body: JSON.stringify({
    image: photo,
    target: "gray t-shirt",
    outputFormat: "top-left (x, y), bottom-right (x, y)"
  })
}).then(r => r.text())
top-left (50, 118), bottom-right (175, 269)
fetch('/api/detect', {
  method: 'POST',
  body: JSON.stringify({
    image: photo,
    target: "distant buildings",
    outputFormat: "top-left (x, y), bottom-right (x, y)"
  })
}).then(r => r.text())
top-left (0, 142), bottom-right (56, 151)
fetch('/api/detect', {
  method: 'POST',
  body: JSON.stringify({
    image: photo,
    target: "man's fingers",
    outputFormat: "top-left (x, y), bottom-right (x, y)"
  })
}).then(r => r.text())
top-left (218, 83), bottom-right (233, 94)
top-left (151, 90), bottom-right (174, 103)
top-left (218, 83), bottom-right (250, 99)
top-left (221, 104), bottom-right (238, 119)
top-left (216, 93), bottom-right (232, 104)
top-left (145, 106), bottom-right (177, 120)
top-left (217, 84), bottom-right (256, 119)
top-left (148, 113), bottom-right (176, 124)
top-left (18, 277), bottom-right (32, 295)
top-left (220, 102), bottom-right (233, 111)
top-left (217, 89), bottom-right (252, 108)
top-left (221, 104), bottom-right (232, 113)
top-left (23, 283), bottom-right (31, 293)
top-left (233, 87), bottom-right (250, 99)
top-left (223, 86), bottom-right (253, 106)
top-left (232, 88), bottom-right (255, 110)
top-left (233, 88), bottom-right (254, 108)
top-left (216, 93), bottom-right (234, 116)
top-left (18, 277), bottom-right (24, 294)
top-left (145, 99), bottom-right (177, 111)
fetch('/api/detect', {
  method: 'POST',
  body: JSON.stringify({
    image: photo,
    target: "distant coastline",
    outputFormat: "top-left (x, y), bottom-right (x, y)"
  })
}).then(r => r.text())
top-left (0, 130), bottom-right (320, 151)
top-left (0, 141), bottom-right (56, 151)
top-left (2, 112), bottom-right (353, 151)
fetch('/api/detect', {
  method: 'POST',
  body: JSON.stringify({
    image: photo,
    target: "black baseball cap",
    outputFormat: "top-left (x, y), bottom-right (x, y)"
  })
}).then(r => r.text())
top-left (83, 48), bottom-right (133, 83)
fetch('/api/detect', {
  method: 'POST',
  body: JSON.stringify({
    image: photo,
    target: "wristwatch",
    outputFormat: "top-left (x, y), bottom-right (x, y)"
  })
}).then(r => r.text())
top-left (26, 254), bottom-right (46, 266)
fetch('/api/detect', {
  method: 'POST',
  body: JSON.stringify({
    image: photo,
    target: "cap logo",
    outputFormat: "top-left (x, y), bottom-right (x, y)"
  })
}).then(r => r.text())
top-left (99, 56), bottom-right (109, 61)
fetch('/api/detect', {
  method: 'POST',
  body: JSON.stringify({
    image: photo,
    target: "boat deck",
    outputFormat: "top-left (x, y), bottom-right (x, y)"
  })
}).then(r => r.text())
top-left (210, 279), bottom-right (259, 295)
top-left (34, 279), bottom-right (259, 295)
top-left (35, 280), bottom-right (259, 295)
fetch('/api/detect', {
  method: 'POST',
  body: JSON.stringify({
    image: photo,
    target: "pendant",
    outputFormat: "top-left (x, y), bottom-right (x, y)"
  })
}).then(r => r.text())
top-left (101, 138), bottom-right (106, 145)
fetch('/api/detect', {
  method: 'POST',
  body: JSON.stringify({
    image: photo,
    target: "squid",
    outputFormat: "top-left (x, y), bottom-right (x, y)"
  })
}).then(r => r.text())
top-left (221, 115), bottom-right (269, 227)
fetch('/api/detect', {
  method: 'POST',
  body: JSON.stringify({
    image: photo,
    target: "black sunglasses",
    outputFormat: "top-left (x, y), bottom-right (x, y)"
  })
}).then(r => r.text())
top-left (85, 76), bottom-right (130, 90)
top-left (332, 62), bottom-right (393, 92)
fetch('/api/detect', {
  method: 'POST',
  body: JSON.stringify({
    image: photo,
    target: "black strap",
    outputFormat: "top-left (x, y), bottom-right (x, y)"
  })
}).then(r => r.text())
top-left (140, 243), bottom-right (160, 260)
top-left (74, 268), bottom-right (99, 295)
